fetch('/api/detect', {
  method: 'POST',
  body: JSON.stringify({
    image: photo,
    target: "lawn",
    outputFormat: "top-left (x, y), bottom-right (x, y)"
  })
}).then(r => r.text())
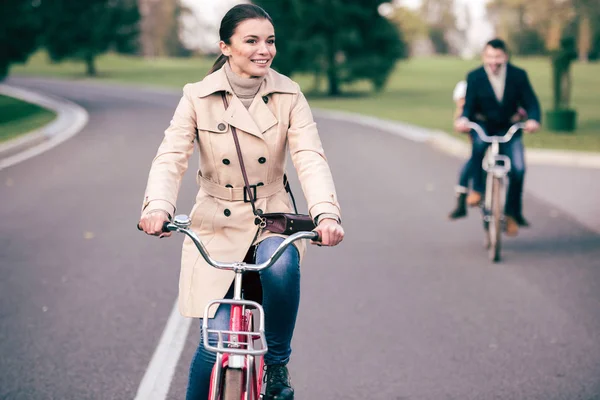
top-left (11, 52), bottom-right (600, 152)
top-left (0, 95), bottom-right (56, 143)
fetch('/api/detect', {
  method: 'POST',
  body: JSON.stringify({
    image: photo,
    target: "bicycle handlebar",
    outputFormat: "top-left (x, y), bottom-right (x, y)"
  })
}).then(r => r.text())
top-left (138, 214), bottom-right (320, 272)
top-left (468, 122), bottom-right (525, 144)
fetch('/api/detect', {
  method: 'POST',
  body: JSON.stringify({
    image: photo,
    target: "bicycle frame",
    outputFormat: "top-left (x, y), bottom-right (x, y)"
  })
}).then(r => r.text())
top-left (164, 215), bottom-right (318, 400)
top-left (468, 122), bottom-right (524, 261)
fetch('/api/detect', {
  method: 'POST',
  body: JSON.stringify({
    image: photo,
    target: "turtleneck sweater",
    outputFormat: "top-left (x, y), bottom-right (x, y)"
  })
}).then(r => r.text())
top-left (224, 61), bottom-right (264, 109)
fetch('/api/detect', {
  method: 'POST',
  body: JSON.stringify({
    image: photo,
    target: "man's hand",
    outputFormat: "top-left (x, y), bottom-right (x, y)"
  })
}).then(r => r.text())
top-left (454, 117), bottom-right (471, 133)
top-left (524, 119), bottom-right (540, 133)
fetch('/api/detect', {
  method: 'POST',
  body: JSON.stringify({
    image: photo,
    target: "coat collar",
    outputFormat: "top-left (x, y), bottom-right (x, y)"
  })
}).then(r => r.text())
top-left (196, 64), bottom-right (298, 98)
top-left (195, 65), bottom-right (295, 139)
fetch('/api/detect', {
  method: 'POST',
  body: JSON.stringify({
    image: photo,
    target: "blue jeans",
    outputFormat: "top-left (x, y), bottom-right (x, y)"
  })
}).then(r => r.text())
top-left (456, 158), bottom-right (472, 192)
top-left (185, 237), bottom-right (301, 400)
top-left (470, 130), bottom-right (526, 217)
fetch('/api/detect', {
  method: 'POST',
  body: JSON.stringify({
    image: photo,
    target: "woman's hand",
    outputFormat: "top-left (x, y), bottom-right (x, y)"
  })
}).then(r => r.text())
top-left (138, 210), bottom-right (172, 238)
top-left (313, 218), bottom-right (344, 247)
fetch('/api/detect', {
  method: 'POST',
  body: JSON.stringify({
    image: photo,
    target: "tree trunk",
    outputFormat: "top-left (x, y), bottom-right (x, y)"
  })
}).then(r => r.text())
top-left (560, 70), bottom-right (571, 109)
top-left (0, 61), bottom-right (9, 81)
top-left (85, 53), bottom-right (97, 76)
top-left (326, 34), bottom-right (340, 96)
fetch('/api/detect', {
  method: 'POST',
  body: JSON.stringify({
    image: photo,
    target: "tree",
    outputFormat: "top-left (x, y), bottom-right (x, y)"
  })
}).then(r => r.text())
top-left (138, 0), bottom-right (191, 58)
top-left (0, 0), bottom-right (43, 80)
top-left (420, 0), bottom-right (457, 54)
top-left (388, 6), bottom-right (428, 48)
top-left (42, 0), bottom-right (140, 76)
top-left (253, 0), bottom-right (407, 95)
top-left (486, 0), bottom-right (575, 53)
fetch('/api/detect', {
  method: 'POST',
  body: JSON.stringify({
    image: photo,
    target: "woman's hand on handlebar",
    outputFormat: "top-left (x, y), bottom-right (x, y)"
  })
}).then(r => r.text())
top-left (524, 119), bottom-right (540, 133)
top-left (139, 210), bottom-right (172, 238)
top-left (313, 218), bottom-right (344, 247)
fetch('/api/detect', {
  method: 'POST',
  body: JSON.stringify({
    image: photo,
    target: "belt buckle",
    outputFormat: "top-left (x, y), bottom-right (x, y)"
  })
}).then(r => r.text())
top-left (243, 185), bottom-right (258, 203)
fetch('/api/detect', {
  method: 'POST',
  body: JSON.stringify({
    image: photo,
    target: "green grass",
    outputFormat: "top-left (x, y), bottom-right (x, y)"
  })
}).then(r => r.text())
top-left (12, 52), bottom-right (600, 152)
top-left (0, 95), bottom-right (56, 143)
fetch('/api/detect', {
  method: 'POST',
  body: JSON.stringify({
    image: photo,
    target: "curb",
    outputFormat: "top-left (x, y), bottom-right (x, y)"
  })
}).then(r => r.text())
top-left (313, 109), bottom-right (600, 169)
top-left (0, 84), bottom-right (89, 171)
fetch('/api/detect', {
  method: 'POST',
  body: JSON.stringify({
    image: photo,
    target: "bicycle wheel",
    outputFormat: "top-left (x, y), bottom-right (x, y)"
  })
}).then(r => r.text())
top-left (488, 177), bottom-right (502, 262)
top-left (222, 368), bottom-right (244, 400)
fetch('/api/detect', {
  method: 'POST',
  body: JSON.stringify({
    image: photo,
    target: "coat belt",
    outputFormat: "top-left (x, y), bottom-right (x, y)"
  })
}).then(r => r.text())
top-left (199, 176), bottom-right (285, 201)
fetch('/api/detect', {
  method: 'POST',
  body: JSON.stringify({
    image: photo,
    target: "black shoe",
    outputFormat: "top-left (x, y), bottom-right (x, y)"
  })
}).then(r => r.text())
top-left (263, 364), bottom-right (294, 400)
top-left (448, 193), bottom-right (467, 220)
top-left (513, 214), bottom-right (530, 227)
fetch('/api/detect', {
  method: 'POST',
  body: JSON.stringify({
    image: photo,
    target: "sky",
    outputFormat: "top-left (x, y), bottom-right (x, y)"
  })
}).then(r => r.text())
top-left (181, 0), bottom-right (495, 55)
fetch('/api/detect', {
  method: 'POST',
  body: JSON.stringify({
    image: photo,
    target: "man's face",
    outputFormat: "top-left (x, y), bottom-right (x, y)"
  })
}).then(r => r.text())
top-left (482, 45), bottom-right (508, 75)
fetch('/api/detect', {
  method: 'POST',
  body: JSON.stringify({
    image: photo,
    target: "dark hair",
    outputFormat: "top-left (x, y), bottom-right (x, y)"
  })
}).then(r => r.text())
top-left (207, 4), bottom-right (273, 75)
top-left (485, 38), bottom-right (508, 53)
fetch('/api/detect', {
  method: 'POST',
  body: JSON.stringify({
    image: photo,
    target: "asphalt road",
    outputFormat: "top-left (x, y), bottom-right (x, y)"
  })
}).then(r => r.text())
top-left (1, 78), bottom-right (599, 400)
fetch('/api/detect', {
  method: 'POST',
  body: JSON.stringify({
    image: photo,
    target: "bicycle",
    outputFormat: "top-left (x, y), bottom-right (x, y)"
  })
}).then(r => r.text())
top-left (468, 122), bottom-right (525, 263)
top-left (141, 214), bottom-right (319, 399)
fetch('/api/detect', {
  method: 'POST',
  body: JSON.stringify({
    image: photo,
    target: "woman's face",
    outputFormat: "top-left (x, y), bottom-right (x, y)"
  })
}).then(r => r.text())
top-left (220, 18), bottom-right (276, 78)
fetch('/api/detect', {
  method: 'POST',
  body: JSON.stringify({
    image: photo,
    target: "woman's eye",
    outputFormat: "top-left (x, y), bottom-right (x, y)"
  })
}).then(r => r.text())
top-left (247, 39), bottom-right (256, 44)
top-left (267, 40), bottom-right (275, 44)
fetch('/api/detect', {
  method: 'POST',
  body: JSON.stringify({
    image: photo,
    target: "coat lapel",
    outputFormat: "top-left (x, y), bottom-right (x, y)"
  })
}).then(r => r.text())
top-left (248, 95), bottom-right (277, 134)
top-left (480, 67), bottom-right (501, 105)
top-left (221, 94), bottom-right (263, 139)
top-left (198, 65), bottom-right (298, 139)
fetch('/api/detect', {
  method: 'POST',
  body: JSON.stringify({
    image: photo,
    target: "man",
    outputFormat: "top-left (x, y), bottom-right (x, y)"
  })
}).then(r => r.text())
top-left (448, 80), bottom-right (528, 220)
top-left (453, 38), bottom-right (541, 236)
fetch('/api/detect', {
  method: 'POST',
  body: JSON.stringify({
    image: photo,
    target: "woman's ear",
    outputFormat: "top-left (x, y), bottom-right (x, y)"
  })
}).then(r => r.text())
top-left (219, 41), bottom-right (231, 57)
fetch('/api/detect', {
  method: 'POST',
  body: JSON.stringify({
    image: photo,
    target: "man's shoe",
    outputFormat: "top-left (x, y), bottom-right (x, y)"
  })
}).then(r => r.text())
top-left (263, 364), bottom-right (294, 400)
top-left (448, 193), bottom-right (467, 220)
top-left (513, 214), bottom-right (530, 227)
top-left (504, 216), bottom-right (519, 236)
top-left (466, 191), bottom-right (482, 207)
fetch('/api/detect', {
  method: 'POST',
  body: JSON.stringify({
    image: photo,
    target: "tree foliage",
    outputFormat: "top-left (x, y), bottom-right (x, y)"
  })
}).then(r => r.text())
top-left (42, 0), bottom-right (140, 76)
top-left (0, 0), bottom-right (43, 80)
top-left (252, 0), bottom-right (407, 95)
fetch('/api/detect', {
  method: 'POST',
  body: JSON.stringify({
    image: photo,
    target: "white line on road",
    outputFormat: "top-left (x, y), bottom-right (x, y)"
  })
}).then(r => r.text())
top-left (135, 300), bottom-right (192, 400)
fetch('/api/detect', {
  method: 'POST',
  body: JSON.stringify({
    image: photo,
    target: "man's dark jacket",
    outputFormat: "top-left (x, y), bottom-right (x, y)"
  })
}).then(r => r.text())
top-left (462, 63), bottom-right (541, 134)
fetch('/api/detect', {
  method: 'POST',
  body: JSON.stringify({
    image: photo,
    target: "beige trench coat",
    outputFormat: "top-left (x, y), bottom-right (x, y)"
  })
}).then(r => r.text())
top-left (141, 65), bottom-right (341, 318)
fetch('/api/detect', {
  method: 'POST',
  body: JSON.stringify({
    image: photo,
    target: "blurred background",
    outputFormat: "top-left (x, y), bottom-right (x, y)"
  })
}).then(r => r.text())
top-left (2, 0), bottom-right (600, 151)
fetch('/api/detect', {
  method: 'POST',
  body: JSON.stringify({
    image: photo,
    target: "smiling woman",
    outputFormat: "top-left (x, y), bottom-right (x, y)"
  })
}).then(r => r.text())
top-left (0, 95), bottom-right (56, 143)
top-left (138, 3), bottom-right (344, 400)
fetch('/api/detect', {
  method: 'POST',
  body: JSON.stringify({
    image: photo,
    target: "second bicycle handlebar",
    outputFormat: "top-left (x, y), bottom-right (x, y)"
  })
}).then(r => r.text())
top-left (468, 122), bottom-right (525, 144)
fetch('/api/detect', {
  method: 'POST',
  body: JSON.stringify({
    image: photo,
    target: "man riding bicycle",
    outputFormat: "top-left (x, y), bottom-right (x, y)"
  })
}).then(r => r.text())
top-left (452, 38), bottom-right (541, 236)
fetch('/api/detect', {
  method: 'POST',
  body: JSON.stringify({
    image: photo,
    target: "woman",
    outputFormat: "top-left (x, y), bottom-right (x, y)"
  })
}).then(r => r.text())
top-left (138, 4), bottom-right (344, 400)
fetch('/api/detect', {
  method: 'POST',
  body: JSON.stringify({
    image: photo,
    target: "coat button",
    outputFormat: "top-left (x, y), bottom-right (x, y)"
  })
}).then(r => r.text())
top-left (223, 159), bottom-right (230, 165)
top-left (262, 96), bottom-right (269, 104)
top-left (258, 157), bottom-right (266, 164)
top-left (225, 184), bottom-right (233, 188)
top-left (224, 209), bottom-right (231, 217)
top-left (218, 123), bottom-right (226, 131)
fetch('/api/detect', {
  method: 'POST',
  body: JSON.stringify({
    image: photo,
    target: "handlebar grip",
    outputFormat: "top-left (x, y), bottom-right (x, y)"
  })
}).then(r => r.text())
top-left (311, 231), bottom-right (321, 242)
top-left (137, 221), bottom-right (171, 233)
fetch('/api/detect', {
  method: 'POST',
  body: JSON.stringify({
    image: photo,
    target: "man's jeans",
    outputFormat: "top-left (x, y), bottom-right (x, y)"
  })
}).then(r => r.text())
top-left (470, 129), bottom-right (526, 217)
top-left (185, 237), bottom-right (301, 400)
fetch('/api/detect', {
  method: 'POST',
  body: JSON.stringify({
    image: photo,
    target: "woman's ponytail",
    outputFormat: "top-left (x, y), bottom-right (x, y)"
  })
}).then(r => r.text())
top-left (207, 54), bottom-right (228, 75)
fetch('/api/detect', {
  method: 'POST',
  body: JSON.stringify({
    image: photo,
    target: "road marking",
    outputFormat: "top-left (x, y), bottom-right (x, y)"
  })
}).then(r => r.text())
top-left (0, 84), bottom-right (89, 171)
top-left (135, 300), bottom-right (192, 400)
